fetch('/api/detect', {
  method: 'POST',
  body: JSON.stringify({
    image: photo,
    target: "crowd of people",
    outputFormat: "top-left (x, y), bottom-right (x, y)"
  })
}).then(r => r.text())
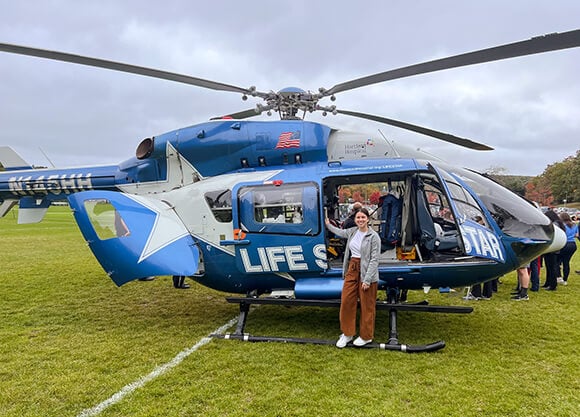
top-left (467, 207), bottom-right (578, 302)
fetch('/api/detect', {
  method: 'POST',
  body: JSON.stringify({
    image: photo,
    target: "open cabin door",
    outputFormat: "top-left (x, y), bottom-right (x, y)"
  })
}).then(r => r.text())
top-left (231, 181), bottom-right (327, 275)
top-left (427, 163), bottom-right (506, 263)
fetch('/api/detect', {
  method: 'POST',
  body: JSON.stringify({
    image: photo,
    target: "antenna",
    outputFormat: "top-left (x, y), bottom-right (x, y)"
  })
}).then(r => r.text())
top-left (377, 129), bottom-right (400, 158)
top-left (38, 147), bottom-right (56, 168)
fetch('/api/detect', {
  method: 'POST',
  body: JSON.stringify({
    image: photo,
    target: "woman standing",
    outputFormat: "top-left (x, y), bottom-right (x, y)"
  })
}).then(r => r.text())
top-left (325, 207), bottom-right (381, 348)
top-left (559, 212), bottom-right (578, 285)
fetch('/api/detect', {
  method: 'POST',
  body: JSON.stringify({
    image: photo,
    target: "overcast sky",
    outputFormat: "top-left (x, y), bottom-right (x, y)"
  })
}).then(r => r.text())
top-left (1, 1), bottom-right (578, 176)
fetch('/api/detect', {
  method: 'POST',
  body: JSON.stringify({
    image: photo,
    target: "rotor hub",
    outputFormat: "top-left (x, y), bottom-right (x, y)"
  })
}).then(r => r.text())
top-left (253, 87), bottom-right (325, 119)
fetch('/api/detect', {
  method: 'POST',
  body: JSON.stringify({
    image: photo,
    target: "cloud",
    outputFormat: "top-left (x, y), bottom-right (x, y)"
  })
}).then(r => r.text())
top-left (0, 1), bottom-right (579, 175)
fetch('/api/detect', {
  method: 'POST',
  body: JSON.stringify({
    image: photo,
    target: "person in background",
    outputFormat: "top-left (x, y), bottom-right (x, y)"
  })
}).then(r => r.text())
top-left (558, 212), bottom-right (578, 285)
top-left (542, 209), bottom-right (565, 291)
top-left (326, 208), bottom-right (380, 348)
top-left (529, 257), bottom-right (541, 292)
top-left (466, 280), bottom-right (494, 300)
top-left (172, 275), bottom-right (190, 289)
top-left (341, 201), bottom-right (363, 229)
top-left (511, 265), bottom-right (530, 301)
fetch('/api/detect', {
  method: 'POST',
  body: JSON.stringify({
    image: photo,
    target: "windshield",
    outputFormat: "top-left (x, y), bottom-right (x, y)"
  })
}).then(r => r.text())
top-left (439, 165), bottom-right (551, 240)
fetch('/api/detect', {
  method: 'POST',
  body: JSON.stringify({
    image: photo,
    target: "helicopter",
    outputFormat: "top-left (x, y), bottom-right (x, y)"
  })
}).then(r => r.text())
top-left (0, 30), bottom-right (576, 352)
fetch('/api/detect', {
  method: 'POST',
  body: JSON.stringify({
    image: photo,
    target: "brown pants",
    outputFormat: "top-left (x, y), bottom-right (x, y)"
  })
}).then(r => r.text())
top-left (340, 257), bottom-right (378, 340)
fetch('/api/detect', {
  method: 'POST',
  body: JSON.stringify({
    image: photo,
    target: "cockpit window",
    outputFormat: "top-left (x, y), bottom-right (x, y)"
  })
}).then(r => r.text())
top-left (445, 166), bottom-right (551, 240)
top-left (436, 169), bottom-right (489, 228)
top-left (423, 181), bottom-right (455, 221)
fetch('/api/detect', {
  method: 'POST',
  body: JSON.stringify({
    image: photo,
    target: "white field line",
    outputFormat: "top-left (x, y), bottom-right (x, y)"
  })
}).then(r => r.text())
top-left (77, 317), bottom-right (238, 417)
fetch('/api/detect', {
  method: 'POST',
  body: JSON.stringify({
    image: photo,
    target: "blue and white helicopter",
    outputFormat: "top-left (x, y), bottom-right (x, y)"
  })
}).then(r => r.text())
top-left (0, 31), bottom-right (575, 351)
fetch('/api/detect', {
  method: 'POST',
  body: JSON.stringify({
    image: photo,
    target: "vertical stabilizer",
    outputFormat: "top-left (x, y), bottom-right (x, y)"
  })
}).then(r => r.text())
top-left (0, 147), bottom-right (33, 170)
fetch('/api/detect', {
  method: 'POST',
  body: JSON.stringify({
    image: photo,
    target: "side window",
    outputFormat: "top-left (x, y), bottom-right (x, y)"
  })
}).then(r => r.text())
top-left (424, 183), bottom-right (454, 222)
top-left (84, 199), bottom-right (130, 240)
top-left (427, 167), bottom-right (488, 229)
top-left (238, 182), bottom-right (319, 235)
top-left (205, 189), bottom-right (232, 223)
top-left (253, 187), bottom-right (303, 224)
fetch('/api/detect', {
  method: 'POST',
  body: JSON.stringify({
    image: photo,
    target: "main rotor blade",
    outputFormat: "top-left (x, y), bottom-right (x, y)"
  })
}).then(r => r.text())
top-left (210, 108), bottom-right (261, 120)
top-left (325, 30), bottom-right (580, 96)
top-left (336, 109), bottom-right (493, 151)
top-left (0, 43), bottom-right (252, 95)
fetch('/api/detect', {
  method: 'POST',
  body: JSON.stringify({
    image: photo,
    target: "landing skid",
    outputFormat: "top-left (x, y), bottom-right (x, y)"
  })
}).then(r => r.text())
top-left (211, 293), bottom-right (473, 353)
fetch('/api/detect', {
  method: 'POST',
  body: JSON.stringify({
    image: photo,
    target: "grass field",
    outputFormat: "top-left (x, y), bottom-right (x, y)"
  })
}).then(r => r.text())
top-left (1, 206), bottom-right (579, 417)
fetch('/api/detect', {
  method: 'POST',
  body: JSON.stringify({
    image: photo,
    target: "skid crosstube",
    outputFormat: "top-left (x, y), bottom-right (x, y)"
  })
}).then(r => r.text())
top-left (211, 296), bottom-right (472, 353)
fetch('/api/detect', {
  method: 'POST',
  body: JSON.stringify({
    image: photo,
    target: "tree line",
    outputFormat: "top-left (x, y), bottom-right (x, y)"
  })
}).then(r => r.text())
top-left (521, 149), bottom-right (580, 206)
top-left (490, 149), bottom-right (579, 206)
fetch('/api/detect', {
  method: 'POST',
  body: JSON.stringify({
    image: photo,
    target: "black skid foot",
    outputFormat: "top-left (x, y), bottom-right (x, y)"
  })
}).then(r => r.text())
top-left (348, 339), bottom-right (446, 353)
top-left (377, 340), bottom-right (445, 353)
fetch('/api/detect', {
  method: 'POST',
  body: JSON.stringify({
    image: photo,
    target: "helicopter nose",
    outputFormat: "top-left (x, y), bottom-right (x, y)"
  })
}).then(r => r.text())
top-left (545, 224), bottom-right (567, 254)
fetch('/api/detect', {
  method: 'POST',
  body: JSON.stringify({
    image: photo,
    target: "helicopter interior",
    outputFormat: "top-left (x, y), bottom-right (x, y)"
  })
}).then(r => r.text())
top-left (322, 169), bottom-right (491, 267)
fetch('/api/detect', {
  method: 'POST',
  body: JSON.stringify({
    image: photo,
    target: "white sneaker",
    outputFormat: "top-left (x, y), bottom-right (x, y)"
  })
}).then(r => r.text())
top-left (562, 280), bottom-right (568, 286)
top-left (353, 336), bottom-right (372, 347)
top-left (557, 277), bottom-right (564, 284)
top-left (336, 334), bottom-right (353, 348)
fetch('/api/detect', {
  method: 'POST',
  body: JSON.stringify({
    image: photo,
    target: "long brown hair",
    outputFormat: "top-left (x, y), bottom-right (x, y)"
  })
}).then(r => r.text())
top-left (357, 207), bottom-right (371, 218)
top-left (546, 209), bottom-right (565, 230)
top-left (560, 212), bottom-right (573, 227)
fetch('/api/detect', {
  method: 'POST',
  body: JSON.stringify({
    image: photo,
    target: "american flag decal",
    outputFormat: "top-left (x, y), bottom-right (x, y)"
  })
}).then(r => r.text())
top-left (275, 131), bottom-right (301, 149)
